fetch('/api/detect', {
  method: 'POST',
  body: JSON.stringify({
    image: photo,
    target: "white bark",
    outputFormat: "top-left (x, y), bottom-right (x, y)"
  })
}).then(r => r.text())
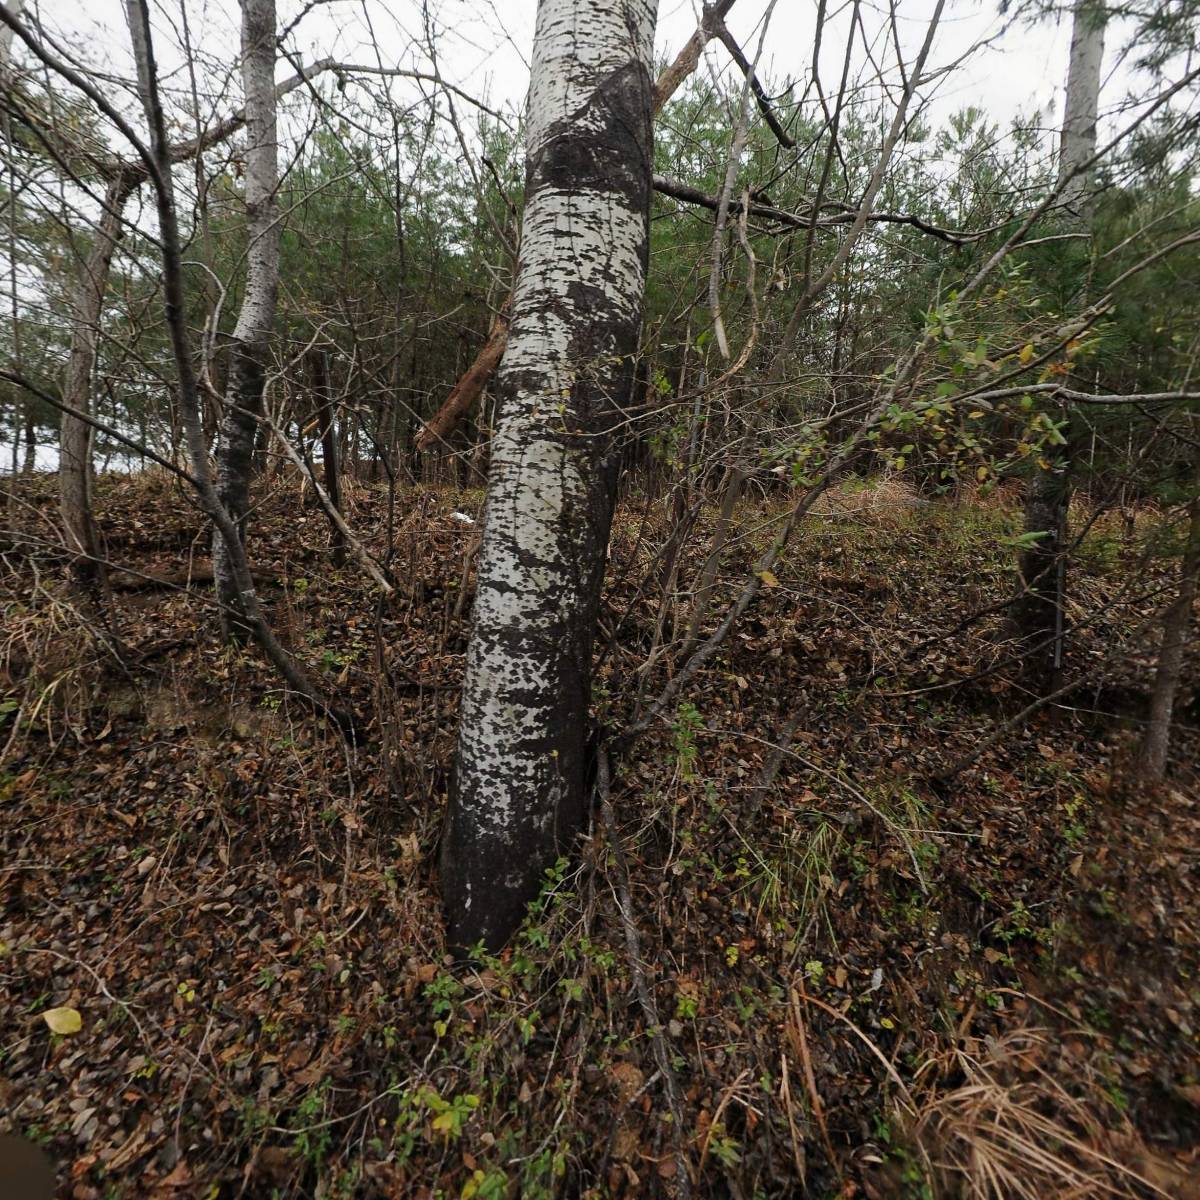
top-left (229, 0), bottom-right (279, 351)
top-left (442, 0), bottom-right (658, 950)
top-left (213, 0), bottom-right (280, 637)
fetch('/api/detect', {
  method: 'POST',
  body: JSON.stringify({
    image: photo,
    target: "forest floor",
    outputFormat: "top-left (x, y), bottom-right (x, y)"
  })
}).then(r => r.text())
top-left (1, 470), bottom-right (1198, 1199)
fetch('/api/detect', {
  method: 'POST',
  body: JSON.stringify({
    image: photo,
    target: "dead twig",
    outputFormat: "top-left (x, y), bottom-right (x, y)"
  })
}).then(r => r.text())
top-left (597, 745), bottom-right (692, 1199)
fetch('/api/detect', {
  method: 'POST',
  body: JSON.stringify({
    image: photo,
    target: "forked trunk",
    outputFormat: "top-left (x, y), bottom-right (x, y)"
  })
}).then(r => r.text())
top-left (441, 0), bottom-right (658, 951)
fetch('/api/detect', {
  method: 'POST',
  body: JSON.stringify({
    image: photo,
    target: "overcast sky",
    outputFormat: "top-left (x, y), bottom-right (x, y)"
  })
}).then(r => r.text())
top-left (34, 0), bottom-right (1131, 149)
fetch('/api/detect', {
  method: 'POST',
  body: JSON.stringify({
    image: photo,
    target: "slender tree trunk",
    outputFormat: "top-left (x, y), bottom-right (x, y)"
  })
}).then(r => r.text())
top-left (1013, 431), bottom-right (1071, 687)
top-left (441, 0), bottom-right (658, 952)
top-left (415, 297), bottom-right (510, 452)
top-left (1013, 0), bottom-right (1105, 684)
top-left (1140, 488), bottom-right (1200, 780)
top-left (213, 0), bottom-right (279, 640)
top-left (59, 173), bottom-right (133, 585)
top-left (1058, 0), bottom-right (1105, 226)
top-left (3, 0), bottom-right (23, 504)
top-left (21, 405), bottom-right (35, 473)
top-left (123, 0), bottom-right (345, 727)
top-left (685, 460), bottom-right (744, 654)
top-left (310, 346), bottom-right (345, 563)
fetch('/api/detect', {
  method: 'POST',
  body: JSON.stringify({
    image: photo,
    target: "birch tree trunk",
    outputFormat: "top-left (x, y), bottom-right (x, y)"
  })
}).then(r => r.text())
top-left (441, 0), bottom-right (658, 952)
top-left (415, 2), bottom-right (725, 456)
top-left (124, 0), bottom-right (344, 727)
top-left (213, 0), bottom-right (279, 640)
top-left (59, 173), bottom-right (135, 586)
top-left (1013, 0), bottom-right (1105, 686)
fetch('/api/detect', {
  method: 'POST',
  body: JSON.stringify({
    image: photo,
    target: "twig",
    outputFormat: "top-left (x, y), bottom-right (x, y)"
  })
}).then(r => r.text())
top-left (778, 1052), bottom-right (808, 1189)
top-left (597, 746), bottom-right (692, 1199)
top-left (789, 985), bottom-right (838, 1174)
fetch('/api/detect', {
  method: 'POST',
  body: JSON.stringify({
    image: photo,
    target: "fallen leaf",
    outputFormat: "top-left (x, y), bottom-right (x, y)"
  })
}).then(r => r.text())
top-left (43, 1007), bottom-right (82, 1035)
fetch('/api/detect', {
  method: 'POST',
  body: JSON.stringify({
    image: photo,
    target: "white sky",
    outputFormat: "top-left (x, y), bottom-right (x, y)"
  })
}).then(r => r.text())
top-left (30, 0), bottom-right (1125, 147)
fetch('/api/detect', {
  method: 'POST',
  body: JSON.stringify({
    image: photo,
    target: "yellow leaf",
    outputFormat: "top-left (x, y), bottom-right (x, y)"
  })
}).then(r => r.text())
top-left (43, 1006), bottom-right (82, 1035)
top-left (757, 569), bottom-right (779, 588)
top-left (431, 1111), bottom-right (455, 1136)
top-left (976, 466), bottom-right (988, 482)
top-left (1019, 342), bottom-right (1034, 365)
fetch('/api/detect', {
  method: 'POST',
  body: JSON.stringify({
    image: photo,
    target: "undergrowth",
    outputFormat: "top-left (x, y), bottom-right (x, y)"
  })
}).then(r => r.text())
top-left (0, 472), bottom-right (1196, 1198)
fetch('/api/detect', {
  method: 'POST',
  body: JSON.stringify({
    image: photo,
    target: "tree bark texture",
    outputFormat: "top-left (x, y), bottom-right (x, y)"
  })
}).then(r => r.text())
top-left (441, 0), bottom-right (658, 952)
top-left (59, 173), bottom-right (135, 585)
top-left (417, 3), bottom-right (721, 457)
top-left (1013, 437), bottom-right (1071, 687)
top-left (652, 0), bottom-right (736, 112)
top-left (1140, 488), bottom-right (1200, 780)
top-left (213, 0), bottom-right (279, 639)
top-left (1058, 0), bottom-right (1106, 229)
top-left (1013, 1), bottom-right (1104, 680)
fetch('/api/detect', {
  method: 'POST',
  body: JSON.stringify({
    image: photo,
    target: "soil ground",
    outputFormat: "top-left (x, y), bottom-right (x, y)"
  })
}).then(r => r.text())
top-left (1, 472), bottom-right (1198, 1198)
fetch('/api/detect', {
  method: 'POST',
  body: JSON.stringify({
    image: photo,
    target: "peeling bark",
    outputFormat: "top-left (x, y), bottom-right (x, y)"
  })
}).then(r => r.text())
top-left (213, 0), bottom-right (279, 640)
top-left (441, 0), bottom-right (658, 952)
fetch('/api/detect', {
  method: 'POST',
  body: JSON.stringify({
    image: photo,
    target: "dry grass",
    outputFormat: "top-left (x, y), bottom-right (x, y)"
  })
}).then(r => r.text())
top-left (0, 570), bottom-right (109, 763)
top-left (907, 1027), bottom-right (1194, 1199)
top-left (810, 474), bottom-right (925, 520)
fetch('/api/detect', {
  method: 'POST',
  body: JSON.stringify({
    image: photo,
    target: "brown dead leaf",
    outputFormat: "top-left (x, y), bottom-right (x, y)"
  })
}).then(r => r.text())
top-left (610, 1061), bottom-right (644, 1102)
